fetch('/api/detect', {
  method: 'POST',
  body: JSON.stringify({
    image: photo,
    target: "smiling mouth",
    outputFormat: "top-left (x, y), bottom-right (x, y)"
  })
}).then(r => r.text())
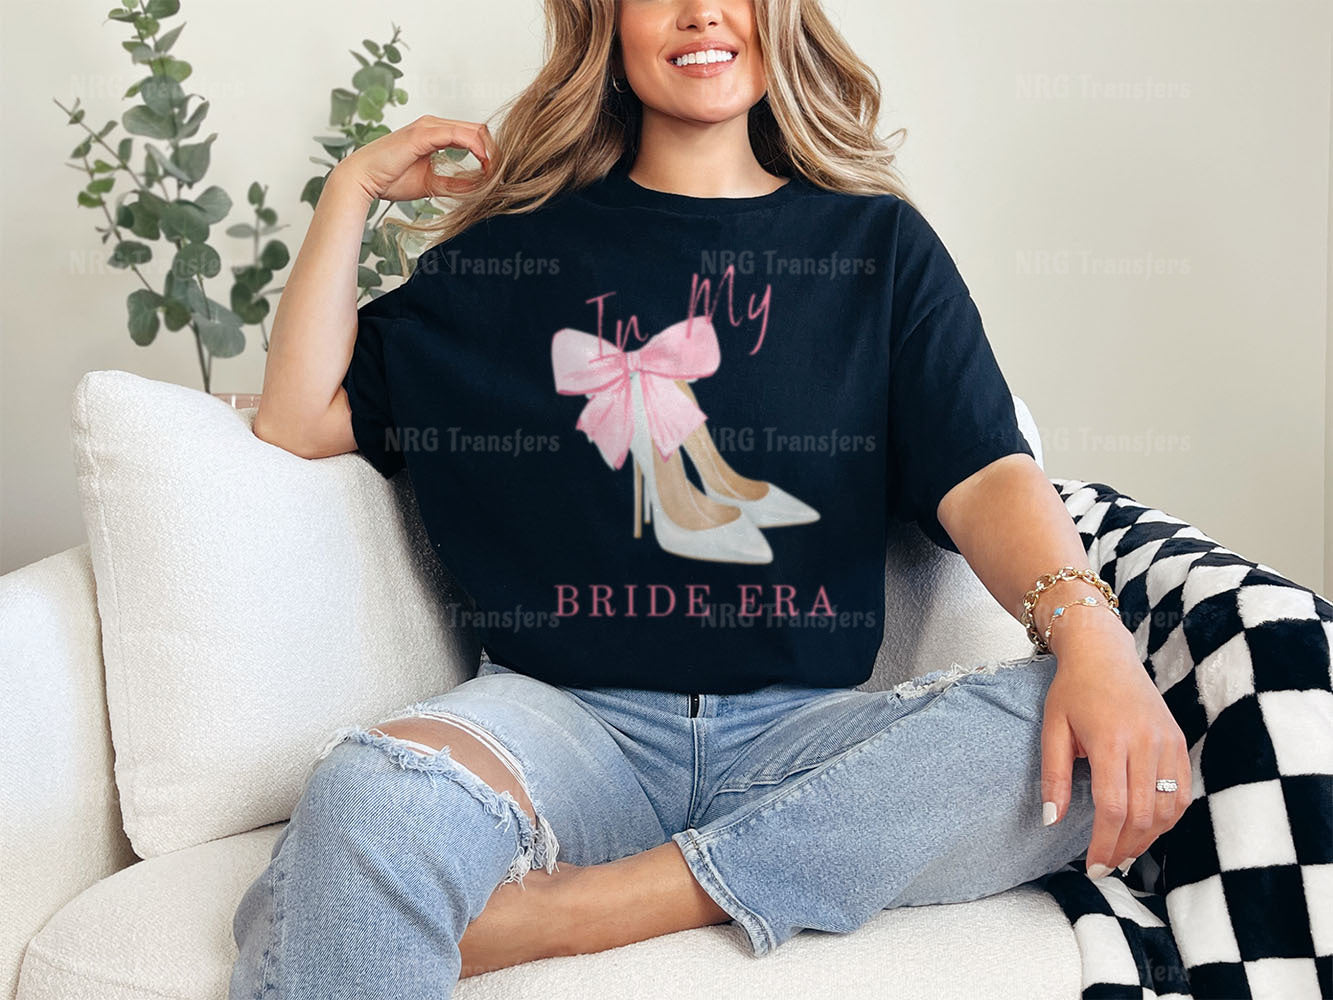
top-left (667, 49), bottom-right (738, 68)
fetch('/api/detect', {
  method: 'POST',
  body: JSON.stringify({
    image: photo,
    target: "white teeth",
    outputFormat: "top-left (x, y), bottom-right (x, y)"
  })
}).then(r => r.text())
top-left (672, 49), bottom-right (735, 67)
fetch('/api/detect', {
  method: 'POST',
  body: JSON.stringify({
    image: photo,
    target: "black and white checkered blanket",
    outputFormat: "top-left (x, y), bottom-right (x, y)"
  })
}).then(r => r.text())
top-left (1028, 478), bottom-right (1332, 999)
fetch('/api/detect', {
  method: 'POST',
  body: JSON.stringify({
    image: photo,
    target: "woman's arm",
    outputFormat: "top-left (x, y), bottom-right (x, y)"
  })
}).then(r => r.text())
top-left (938, 454), bottom-right (1192, 878)
top-left (251, 164), bottom-right (373, 459)
top-left (936, 452), bottom-right (1107, 641)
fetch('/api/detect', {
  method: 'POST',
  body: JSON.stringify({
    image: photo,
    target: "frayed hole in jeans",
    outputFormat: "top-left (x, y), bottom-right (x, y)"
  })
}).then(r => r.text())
top-left (306, 724), bottom-right (561, 887)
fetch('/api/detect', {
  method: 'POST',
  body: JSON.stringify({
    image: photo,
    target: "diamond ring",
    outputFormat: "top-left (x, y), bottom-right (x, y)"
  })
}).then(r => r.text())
top-left (1155, 778), bottom-right (1179, 793)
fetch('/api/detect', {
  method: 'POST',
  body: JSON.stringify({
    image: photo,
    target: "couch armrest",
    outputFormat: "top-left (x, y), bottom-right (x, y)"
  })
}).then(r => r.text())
top-left (0, 544), bottom-right (137, 1000)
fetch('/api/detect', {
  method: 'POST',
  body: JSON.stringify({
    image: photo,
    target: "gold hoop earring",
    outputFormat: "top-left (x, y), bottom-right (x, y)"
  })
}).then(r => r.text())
top-left (611, 76), bottom-right (627, 93)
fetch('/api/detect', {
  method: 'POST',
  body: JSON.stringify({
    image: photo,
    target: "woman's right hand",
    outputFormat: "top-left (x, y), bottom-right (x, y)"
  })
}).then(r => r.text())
top-left (335, 115), bottom-right (497, 203)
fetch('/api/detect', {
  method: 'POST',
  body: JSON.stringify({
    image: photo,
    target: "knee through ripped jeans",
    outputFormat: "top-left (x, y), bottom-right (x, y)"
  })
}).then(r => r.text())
top-left (229, 649), bottom-right (1096, 999)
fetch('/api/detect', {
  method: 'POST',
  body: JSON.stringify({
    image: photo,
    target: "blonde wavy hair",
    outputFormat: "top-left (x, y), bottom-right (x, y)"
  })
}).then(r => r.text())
top-left (385, 0), bottom-right (918, 261)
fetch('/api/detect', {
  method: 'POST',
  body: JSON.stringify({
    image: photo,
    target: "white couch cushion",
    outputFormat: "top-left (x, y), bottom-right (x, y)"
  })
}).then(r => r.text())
top-left (16, 824), bottom-right (1080, 1000)
top-left (69, 370), bottom-right (477, 859)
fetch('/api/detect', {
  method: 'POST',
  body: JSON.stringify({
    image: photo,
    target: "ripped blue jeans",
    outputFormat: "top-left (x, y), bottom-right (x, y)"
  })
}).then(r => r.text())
top-left (229, 650), bottom-right (1096, 999)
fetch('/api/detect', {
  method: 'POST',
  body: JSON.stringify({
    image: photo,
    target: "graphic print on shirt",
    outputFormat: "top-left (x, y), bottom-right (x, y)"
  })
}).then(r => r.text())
top-left (549, 269), bottom-right (820, 565)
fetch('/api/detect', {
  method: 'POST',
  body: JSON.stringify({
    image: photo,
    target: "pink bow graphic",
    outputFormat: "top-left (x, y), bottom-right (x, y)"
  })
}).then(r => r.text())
top-left (551, 318), bottom-right (720, 470)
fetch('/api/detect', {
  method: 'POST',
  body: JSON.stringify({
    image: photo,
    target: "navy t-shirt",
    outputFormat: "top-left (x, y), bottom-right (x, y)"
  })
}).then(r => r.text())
top-left (341, 163), bottom-right (1032, 694)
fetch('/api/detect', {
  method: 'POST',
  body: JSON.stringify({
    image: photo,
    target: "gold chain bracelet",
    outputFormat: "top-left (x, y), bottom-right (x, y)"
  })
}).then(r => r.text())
top-left (1021, 566), bottom-right (1121, 653)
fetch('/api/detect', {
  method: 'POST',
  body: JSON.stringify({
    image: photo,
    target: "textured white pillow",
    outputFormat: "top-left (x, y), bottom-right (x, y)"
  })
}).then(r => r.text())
top-left (865, 394), bottom-right (1046, 693)
top-left (70, 370), bottom-right (478, 859)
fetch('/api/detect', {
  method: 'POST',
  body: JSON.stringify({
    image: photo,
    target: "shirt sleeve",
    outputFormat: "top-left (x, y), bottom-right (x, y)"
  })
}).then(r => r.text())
top-left (341, 247), bottom-right (441, 479)
top-left (886, 203), bottom-right (1034, 554)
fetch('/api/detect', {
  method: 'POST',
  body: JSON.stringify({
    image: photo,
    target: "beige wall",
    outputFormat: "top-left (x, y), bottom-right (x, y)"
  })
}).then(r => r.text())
top-left (3, 1), bottom-right (1332, 594)
top-left (1327, 25), bottom-right (1333, 594)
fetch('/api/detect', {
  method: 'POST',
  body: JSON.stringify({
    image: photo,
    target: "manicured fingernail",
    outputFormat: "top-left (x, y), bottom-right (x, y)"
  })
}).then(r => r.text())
top-left (1086, 862), bottom-right (1114, 879)
top-left (1042, 801), bottom-right (1058, 826)
top-left (1117, 857), bottom-right (1135, 874)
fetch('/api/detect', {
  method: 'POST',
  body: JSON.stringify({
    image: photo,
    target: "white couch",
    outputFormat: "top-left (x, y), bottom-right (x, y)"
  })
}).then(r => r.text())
top-left (2, 370), bottom-right (1085, 1000)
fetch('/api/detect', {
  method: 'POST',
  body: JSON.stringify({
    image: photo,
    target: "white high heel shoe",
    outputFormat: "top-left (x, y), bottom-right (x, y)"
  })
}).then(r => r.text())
top-left (669, 384), bottom-right (820, 529)
top-left (698, 476), bottom-right (820, 529)
top-left (627, 373), bottom-right (773, 565)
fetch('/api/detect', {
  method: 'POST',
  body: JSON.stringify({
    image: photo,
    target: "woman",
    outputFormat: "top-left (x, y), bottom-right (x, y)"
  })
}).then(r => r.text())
top-left (231, 1), bottom-right (1190, 995)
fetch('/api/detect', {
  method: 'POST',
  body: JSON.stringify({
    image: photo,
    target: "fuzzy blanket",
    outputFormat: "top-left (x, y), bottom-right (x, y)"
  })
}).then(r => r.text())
top-left (1029, 478), bottom-right (1332, 999)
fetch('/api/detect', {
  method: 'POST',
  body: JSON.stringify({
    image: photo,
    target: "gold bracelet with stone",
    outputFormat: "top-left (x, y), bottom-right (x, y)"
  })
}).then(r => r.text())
top-left (1042, 596), bottom-right (1123, 650)
top-left (1022, 566), bottom-right (1121, 653)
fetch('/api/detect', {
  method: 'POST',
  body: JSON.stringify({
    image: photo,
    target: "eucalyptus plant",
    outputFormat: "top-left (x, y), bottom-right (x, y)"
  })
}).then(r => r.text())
top-left (55, 0), bottom-right (445, 392)
top-left (299, 30), bottom-right (457, 295)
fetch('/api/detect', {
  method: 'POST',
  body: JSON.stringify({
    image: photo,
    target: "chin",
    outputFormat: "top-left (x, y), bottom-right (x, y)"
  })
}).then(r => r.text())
top-left (660, 98), bottom-right (757, 124)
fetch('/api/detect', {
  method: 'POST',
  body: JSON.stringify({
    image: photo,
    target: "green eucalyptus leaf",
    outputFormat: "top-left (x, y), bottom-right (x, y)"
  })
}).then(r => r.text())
top-left (330, 88), bottom-right (357, 125)
top-left (115, 204), bottom-right (134, 227)
top-left (235, 264), bottom-right (271, 292)
top-left (132, 14), bottom-right (159, 36)
top-left (162, 298), bottom-right (190, 330)
top-left (196, 315), bottom-right (245, 358)
top-left (146, 145), bottom-right (191, 183)
top-left (138, 189), bottom-right (169, 215)
top-left (256, 207), bottom-right (277, 226)
top-left (173, 242), bottom-right (221, 280)
top-left (368, 225), bottom-right (393, 259)
top-left (96, 119), bottom-right (117, 138)
top-left (194, 185), bottom-right (231, 223)
top-left (155, 23), bottom-right (184, 51)
top-left (384, 44), bottom-right (401, 64)
top-left (164, 269), bottom-right (204, 303)
top-left (122, 41), bottom-right (155, 63)
top-left (356, 91), bottom-right (384, 122)
top-left (227, 222), bottom-right (256, 238)
top-left (317, 140), bottom-right (351, 159)
top-left (259, 240), bottom-right (289, 270)
top-left (92, 159), bottom-right (117, 173)
top-left (125, 201), bottom-right (162, 239)
top-left (109, 240), bottom-right (152, 267)
top-left (233, 263), bottom-right (270, 293)
top-left (70, 137), bottom-right (92, 159)
top-left (145, 0), bottom-right (179, 15)
top-left (174, 132), bottom-right (217, 183)
top-left (140, 76), bottom-right (185, 116)
top-left (77, 191), bottom-right (104, 208)
top-left (159, 200), bottom-right (209, 242)
top-left (123, 105), bottom-right (174, 139)
top-left (348, 49), bottom-right (369, 69)
top-left (247, 181), bottom-right (263, 207)
top-left (230, 284), bottom-right (270, 324)
top-left (86, 177), bottom-right (115, 195)
top-left (116, 136), bottom-right (133, 162)
top-left (177, 99), bottom-right (208, 139)
top-left (127, 288), bottom-right (162, 345)
top-left (203, 297), bottom-right (243, 327)
top-left (362, 39), bottom-right (382, 57)
top-left (300, 175), bottom-right (325, 209)
top-left (351, 64), bottom-right (394, 95)
top-left (163, 58), bottom-right (191, 82)
top-left (392, 88), bottom-right (407, 104)
top-left (357, 265), bottom-right (382, 289)
top-left (106, 8), bottom-right (136, 22)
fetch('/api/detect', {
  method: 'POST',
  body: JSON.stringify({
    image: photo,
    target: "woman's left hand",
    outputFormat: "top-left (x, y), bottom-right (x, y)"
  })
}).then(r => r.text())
top-left (1039, 618), bottom-right (1193, 877)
